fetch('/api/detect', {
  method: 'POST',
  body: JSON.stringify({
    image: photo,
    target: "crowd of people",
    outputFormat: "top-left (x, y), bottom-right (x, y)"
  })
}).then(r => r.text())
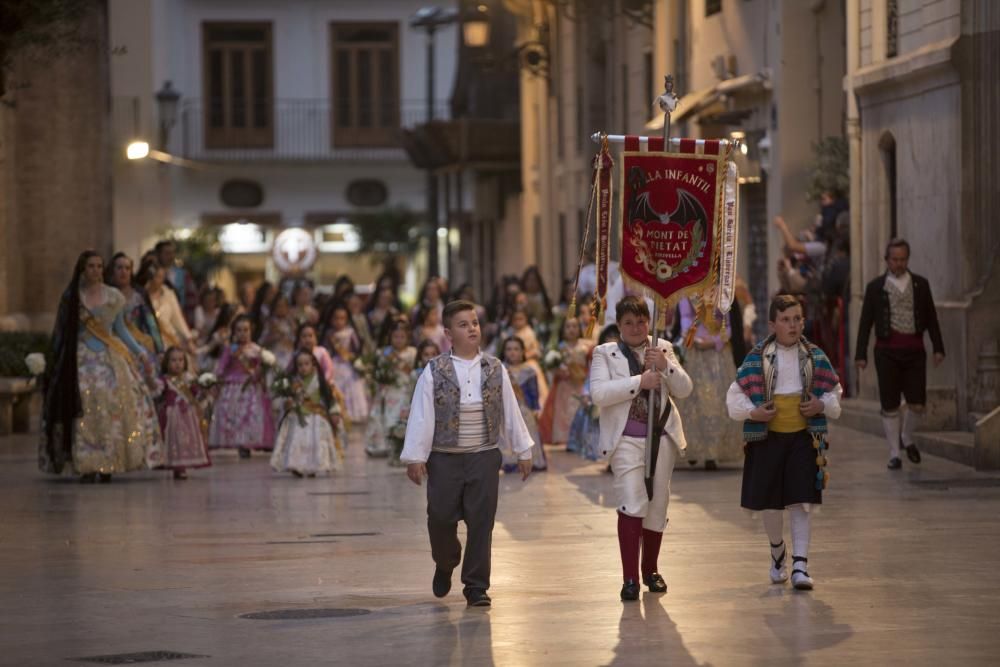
top-left (37, 236), bottom-right (791, 484)
top-left (773, 189), bottom-right (851, 383)
top-left (36, 228), bottom-right (945, 606)
top-left (38, 243), bottom-right (638, 482)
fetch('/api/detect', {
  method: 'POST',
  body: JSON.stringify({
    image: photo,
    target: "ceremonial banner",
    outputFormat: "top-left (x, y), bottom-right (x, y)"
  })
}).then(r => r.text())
top-left (619, 137), bottom-right (730, 314)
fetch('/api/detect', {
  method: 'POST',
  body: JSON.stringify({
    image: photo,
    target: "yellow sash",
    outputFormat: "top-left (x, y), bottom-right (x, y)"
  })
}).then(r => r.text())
top-left (125, 319), bottom-right (156, 355)
top-left (770, 394), bottom-right (808, 433)
top-left (81, 310), bottom-right (139, 372)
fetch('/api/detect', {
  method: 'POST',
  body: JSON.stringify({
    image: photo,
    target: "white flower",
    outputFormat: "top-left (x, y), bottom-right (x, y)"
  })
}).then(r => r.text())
top-left (25, 353), bottom-right (46, 376)
top-left (260, 349), bottom-right (277, 367)
top-left (544, 350), bottom-right (563, 367)
top-left (197, 372), bottom-right (217, 387)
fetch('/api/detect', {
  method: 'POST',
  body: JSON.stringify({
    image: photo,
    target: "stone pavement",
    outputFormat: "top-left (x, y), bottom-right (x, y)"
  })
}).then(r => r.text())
top-left (2, 423), bottom-right (999, 666)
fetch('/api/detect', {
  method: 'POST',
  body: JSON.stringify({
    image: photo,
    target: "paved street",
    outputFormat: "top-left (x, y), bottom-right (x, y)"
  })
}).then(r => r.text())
top-left (2, 423), bottom-right (999, 667)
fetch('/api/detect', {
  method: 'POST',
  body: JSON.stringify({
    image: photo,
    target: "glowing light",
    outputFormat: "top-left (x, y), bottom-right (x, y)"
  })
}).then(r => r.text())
top-left (126, 141), bottom-right (150, 160)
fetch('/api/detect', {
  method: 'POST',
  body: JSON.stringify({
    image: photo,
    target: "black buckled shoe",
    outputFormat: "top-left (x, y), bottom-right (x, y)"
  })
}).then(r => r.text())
top-left (432, 568), bottom-right (453, 598)
top-left (887, 457), bottom-right (902, 470)
top-left (905, 443), bottom-right (922, 464)
top-left (465, 589), bottom-right (491, 607)
top-left (620, 579), bottom-right (640, 601)
top-left (643, 572), bottom-right (668, 593)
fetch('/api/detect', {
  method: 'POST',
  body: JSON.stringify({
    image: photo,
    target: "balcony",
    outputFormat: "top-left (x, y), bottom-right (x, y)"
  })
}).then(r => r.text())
top-left (171, 98), bottom-right (449, 163)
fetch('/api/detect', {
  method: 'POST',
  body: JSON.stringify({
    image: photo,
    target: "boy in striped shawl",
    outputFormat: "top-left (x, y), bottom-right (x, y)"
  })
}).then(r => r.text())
top-left (726, 295), bottom-right (843, 590)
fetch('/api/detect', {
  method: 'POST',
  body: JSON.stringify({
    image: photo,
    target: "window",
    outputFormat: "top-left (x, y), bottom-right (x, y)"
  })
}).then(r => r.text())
top-left (331, 22), bottom-right (400, 148)
top-left (202, 23), bottom-right (273, 149)
top-left (706, 0), bottom-right (722, 17)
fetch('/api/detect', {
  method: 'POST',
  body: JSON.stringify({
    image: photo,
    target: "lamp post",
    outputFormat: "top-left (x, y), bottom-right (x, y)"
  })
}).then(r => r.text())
top-left (155, 81), bottom-right (180, 151)
top-left (410, 7), bottom-right (458, 278)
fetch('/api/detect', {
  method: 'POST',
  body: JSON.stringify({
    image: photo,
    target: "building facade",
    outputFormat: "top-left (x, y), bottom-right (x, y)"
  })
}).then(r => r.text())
top-left (513, 0), bottom-right (846, 329)
top-left (0, 0), bottom-right (114, 330)
top-left (109, 0), bottom-right (460, 297)
top-left (845, 0), bottom-right (1000, 430)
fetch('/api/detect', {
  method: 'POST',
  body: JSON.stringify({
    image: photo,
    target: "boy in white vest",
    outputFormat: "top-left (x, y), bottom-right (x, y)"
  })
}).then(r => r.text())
top-left (401, 300), bottom-right (535, 607)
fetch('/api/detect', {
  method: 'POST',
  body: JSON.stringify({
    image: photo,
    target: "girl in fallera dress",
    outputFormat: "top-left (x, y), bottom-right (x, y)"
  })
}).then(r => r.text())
top-left (365, 317), bottom-right (417, 458)
top-left (259, 292), bottom-right (297, 372)
top-left (195, 302), bottom-right (237, 372)
top-left (290, 281), bottom-right (320, 328)
top-left (208, 315), bottom-right (276, 458)
top-left (567, 324), bottom-right (620, 460)
top-left (414, 304), bottom-right (451, 354)
top-left (539, 316), bottom-right (594, 447)
top-left (249, 281), bottom-right (277, 342)
top-left (270, 350), bottom-right (344, 477)
top-left (322, 302), bottom-right (369, 424)
top-left (293, 323), bottom-right (336, 387)
top-left (366, 286), bottom-right (400, 337)
top-left (499, 337), bottom-right (547, 472)
top-left (507, 308), bottom-right (541, 364)
top-left (387, 340), bottom-right (441, 466)
top-left (157, 347), bottom-right (211, 479)
top-left (40, 251), bottom-right (164, 483)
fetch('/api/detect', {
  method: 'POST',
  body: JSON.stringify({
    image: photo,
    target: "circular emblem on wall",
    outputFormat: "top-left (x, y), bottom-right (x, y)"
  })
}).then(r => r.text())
top-left (272, 228), bottom-right (318, 275)
top-left (346, 179), bottom-right (388, 207)
top-left (220, 180), bottom-right (264, 208)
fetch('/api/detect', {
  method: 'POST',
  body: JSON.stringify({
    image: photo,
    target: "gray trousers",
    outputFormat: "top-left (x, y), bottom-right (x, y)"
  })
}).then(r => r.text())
top-left (426, 448), bottom-right (502, 593)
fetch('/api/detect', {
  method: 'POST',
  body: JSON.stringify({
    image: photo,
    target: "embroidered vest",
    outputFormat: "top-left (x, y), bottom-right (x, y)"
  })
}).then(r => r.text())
top-left (429, 354), bottom-right (504, 450)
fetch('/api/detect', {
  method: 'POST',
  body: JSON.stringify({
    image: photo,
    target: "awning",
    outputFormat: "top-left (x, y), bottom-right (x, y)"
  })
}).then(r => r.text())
top-left (645, 70), bottom-right (772, 131)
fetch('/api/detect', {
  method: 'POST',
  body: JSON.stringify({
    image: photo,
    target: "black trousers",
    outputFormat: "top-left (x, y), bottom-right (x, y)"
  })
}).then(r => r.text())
top-left (426, 448), bottom-right (502, 593)
top-left (874, 346), bottom-right (927, 412)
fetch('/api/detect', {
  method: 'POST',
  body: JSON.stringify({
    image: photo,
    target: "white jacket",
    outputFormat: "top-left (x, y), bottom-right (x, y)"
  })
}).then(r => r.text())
top-left (590, 337), bottom-right (692, 459)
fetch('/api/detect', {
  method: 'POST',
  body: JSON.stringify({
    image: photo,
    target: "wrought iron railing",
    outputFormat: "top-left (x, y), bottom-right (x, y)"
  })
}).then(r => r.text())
top-left (173, 98), bottom-right (450, 162)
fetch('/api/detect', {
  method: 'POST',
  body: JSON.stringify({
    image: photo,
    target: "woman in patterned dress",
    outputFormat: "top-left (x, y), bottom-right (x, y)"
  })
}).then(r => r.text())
top-left (40, 251), bottom-right (164, 482)
top-left (364, 316), bottom-right (417, 457)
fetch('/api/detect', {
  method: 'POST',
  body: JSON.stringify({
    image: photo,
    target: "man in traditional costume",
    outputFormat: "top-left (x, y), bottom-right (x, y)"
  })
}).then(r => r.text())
top-left (402, 300), bottom-right (534, 607)
top-left (855, 238), bottom-right (945, 469)
top-left (726, 294), bottom-right (843, 590)
top-left (591, 296), bottom-right (692, 601)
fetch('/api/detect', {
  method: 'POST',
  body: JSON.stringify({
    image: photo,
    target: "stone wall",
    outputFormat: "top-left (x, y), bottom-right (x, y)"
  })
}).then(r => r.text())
top-left (0, 0), bottom-right (113, 331)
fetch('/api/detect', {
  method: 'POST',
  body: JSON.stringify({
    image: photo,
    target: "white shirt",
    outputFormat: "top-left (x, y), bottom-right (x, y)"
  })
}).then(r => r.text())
top-left (885, 271), bottom-right (911, 294)
top-left (726, 343), bottom-right (843, 420)
top-left (400, 353), bottom-right (536, 464)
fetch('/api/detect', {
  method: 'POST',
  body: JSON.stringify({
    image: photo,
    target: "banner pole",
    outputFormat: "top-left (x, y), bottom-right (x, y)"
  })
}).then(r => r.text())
top-left (644, 75), bottom-right (677, 501)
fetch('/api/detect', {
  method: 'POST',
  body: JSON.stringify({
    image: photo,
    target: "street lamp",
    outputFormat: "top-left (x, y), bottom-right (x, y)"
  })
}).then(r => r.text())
top-left (410, 7), bottom-right (459, 278)
top-left (155, 80), bottom-right (181, 150)
top-left (462, 4), bottom-right (490, 48)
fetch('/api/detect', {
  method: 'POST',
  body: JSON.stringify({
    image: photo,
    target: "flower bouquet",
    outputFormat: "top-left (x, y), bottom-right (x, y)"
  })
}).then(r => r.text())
top-left (260, 349), bottom-right (277, 367)
top-left (196, 372), bottom-right (218, 389)
top-left (24, 353), bottom-right (46, 376)
top-left (543, 348), bottom-right (564, 371)
top-left (270, 371), bottom-right (307, 427)
top-left (373, 352), bottom-right (401, 387)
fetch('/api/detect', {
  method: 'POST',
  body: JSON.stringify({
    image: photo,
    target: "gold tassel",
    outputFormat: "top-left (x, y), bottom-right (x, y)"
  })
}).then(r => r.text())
top-left (683, 318), bottom-right (698, 349)
top-left (567, 295), bottom-right (577, 320)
